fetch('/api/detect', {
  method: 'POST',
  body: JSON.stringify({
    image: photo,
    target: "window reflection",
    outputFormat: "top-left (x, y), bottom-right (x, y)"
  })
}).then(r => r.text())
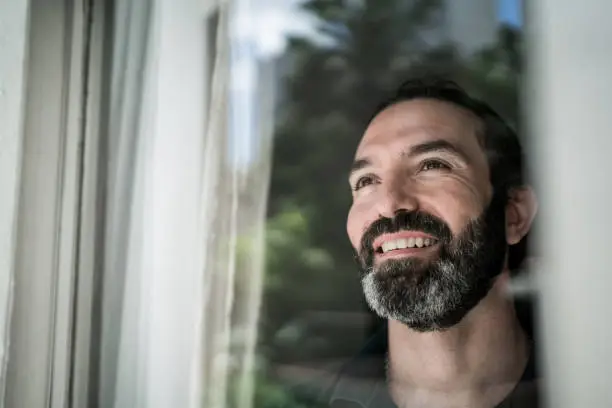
top-left (231, 1), bottom-right (527, 407)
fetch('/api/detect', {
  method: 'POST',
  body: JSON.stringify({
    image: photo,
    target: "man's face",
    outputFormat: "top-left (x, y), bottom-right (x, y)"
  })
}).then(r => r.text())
top-left (346, 99), bottom-right (509, 331)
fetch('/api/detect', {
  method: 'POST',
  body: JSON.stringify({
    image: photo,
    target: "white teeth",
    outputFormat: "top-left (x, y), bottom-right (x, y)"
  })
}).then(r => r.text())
top-left (381, 241), bottom-right (397, 252)
top-left (407, 237), bottom-right (416, 248)
top-left (415, 237), bottom-right (424, 248)
top-left (396, 239), bottom-right (408, 249)
top-left (380, 237), bottom-right (437, 253)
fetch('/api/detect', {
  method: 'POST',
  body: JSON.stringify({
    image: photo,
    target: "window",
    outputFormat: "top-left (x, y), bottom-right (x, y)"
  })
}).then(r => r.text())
top-left (3, 0), bottom-right (612, 407)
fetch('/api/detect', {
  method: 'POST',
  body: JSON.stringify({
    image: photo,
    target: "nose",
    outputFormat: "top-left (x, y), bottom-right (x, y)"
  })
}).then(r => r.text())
top-left (375, 176), bottom-right (419, 219)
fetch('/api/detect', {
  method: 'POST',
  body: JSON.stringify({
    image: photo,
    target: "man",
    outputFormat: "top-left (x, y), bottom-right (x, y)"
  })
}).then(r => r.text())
top-left (327, 79), bottom-right (539, 408)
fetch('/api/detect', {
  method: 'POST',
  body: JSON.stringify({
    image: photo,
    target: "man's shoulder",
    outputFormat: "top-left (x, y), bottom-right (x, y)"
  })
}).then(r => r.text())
top-left (287, 375), bottom-right (337, 408)
top-left (289, 326), bottom-right (390, 407)
top-left (289, 363), bottom-right (386, 408)
top-left (289, 327), bottom-right (543, 408)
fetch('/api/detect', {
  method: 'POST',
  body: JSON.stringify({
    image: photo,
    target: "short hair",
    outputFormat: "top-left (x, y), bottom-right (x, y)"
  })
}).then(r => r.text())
top-left (370, 78), bottom-right (528, 270)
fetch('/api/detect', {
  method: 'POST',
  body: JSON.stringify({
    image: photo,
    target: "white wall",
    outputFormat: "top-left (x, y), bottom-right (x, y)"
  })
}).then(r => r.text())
top-left (0, 0), bottom-right (30, 397)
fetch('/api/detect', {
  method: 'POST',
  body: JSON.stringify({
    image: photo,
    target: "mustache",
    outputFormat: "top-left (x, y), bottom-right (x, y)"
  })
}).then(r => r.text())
top-left (359, 211), bottom-right (453, 254)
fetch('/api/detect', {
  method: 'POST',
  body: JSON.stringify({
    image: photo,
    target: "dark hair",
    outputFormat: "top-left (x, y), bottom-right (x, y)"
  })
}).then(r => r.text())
top-left (371, 78), bottom-right (528, 270)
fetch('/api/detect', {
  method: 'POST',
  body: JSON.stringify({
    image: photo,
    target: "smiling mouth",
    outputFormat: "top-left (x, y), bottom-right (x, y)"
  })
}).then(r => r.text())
top-left (375, 237), bottom-right (439, 255)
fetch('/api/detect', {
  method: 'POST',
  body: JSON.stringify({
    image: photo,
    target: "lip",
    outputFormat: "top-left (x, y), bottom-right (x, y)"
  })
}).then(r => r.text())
top-left (372, 231), bottom-right (438, 253)
top-left (375, 242), bottom-right (440, 261)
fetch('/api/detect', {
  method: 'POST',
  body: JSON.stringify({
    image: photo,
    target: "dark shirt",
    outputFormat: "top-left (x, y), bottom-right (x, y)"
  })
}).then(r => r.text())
top-left (326, 325), bottom-right (540, 408)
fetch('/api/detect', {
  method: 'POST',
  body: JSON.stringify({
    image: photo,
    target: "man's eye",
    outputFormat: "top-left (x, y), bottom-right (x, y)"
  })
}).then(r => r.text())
top-left (353, 175), bottom-right (375, 191)
top-left (420, 159), bottom-right (451, 172)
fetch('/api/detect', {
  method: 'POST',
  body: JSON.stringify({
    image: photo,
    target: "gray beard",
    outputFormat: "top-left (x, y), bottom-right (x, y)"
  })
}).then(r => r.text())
top-left (362, 258), bottom-right (459, 329)
top-left (358, 198), bottom-right (508, 331)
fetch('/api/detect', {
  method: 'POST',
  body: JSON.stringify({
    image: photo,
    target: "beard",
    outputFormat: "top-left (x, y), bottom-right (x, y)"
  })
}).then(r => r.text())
top-left (358, 193), bottom-right (508, 332)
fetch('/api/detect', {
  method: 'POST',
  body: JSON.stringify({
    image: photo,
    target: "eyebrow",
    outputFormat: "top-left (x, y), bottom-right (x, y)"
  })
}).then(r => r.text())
top-left (348, 139), bottom-right (469, 180)
top-left (349, 158), bottom-right (372, 178)
top-left (404, 139), bottom-right (470, 163)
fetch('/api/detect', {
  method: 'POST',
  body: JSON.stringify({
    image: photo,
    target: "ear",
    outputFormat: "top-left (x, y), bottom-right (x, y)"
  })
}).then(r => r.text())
top-left (505, 186), bottom-right (538, 245)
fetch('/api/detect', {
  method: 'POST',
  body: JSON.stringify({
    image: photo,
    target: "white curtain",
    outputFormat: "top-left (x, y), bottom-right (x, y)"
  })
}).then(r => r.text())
top-left (98, 0), bottom-right (272, 407)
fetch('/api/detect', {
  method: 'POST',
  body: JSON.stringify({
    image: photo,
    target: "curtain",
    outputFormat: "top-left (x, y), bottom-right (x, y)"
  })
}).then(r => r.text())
top-left (97, 0), bottom-right (272, 407)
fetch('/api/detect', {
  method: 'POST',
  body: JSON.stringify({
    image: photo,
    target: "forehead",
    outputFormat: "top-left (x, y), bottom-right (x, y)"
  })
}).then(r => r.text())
top-left (356, 98), bottom-right (484, 158)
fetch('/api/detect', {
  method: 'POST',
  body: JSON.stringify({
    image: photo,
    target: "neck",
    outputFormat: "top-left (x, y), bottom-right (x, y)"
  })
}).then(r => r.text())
top-left (387, 271), bottom-right (530, 408)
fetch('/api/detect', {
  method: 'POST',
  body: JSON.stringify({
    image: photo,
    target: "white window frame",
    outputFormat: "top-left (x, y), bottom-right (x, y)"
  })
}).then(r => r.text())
top-left (2, 0), bottom-right (97, 407)
top-left (528, 1), bottom-right (612, 407)
top-left (0, 0), bottom-right (31, 401)
top-left (2, 0), bottom-right (223, 406)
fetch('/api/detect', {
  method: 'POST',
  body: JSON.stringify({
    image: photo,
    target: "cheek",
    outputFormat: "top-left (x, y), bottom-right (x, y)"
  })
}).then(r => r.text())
top-left (346, 205), bottom-right (362, 250)
top-left (347, 201), bottom-right (374, 250)
top-left (421, 181), bottom-right (487, 234)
